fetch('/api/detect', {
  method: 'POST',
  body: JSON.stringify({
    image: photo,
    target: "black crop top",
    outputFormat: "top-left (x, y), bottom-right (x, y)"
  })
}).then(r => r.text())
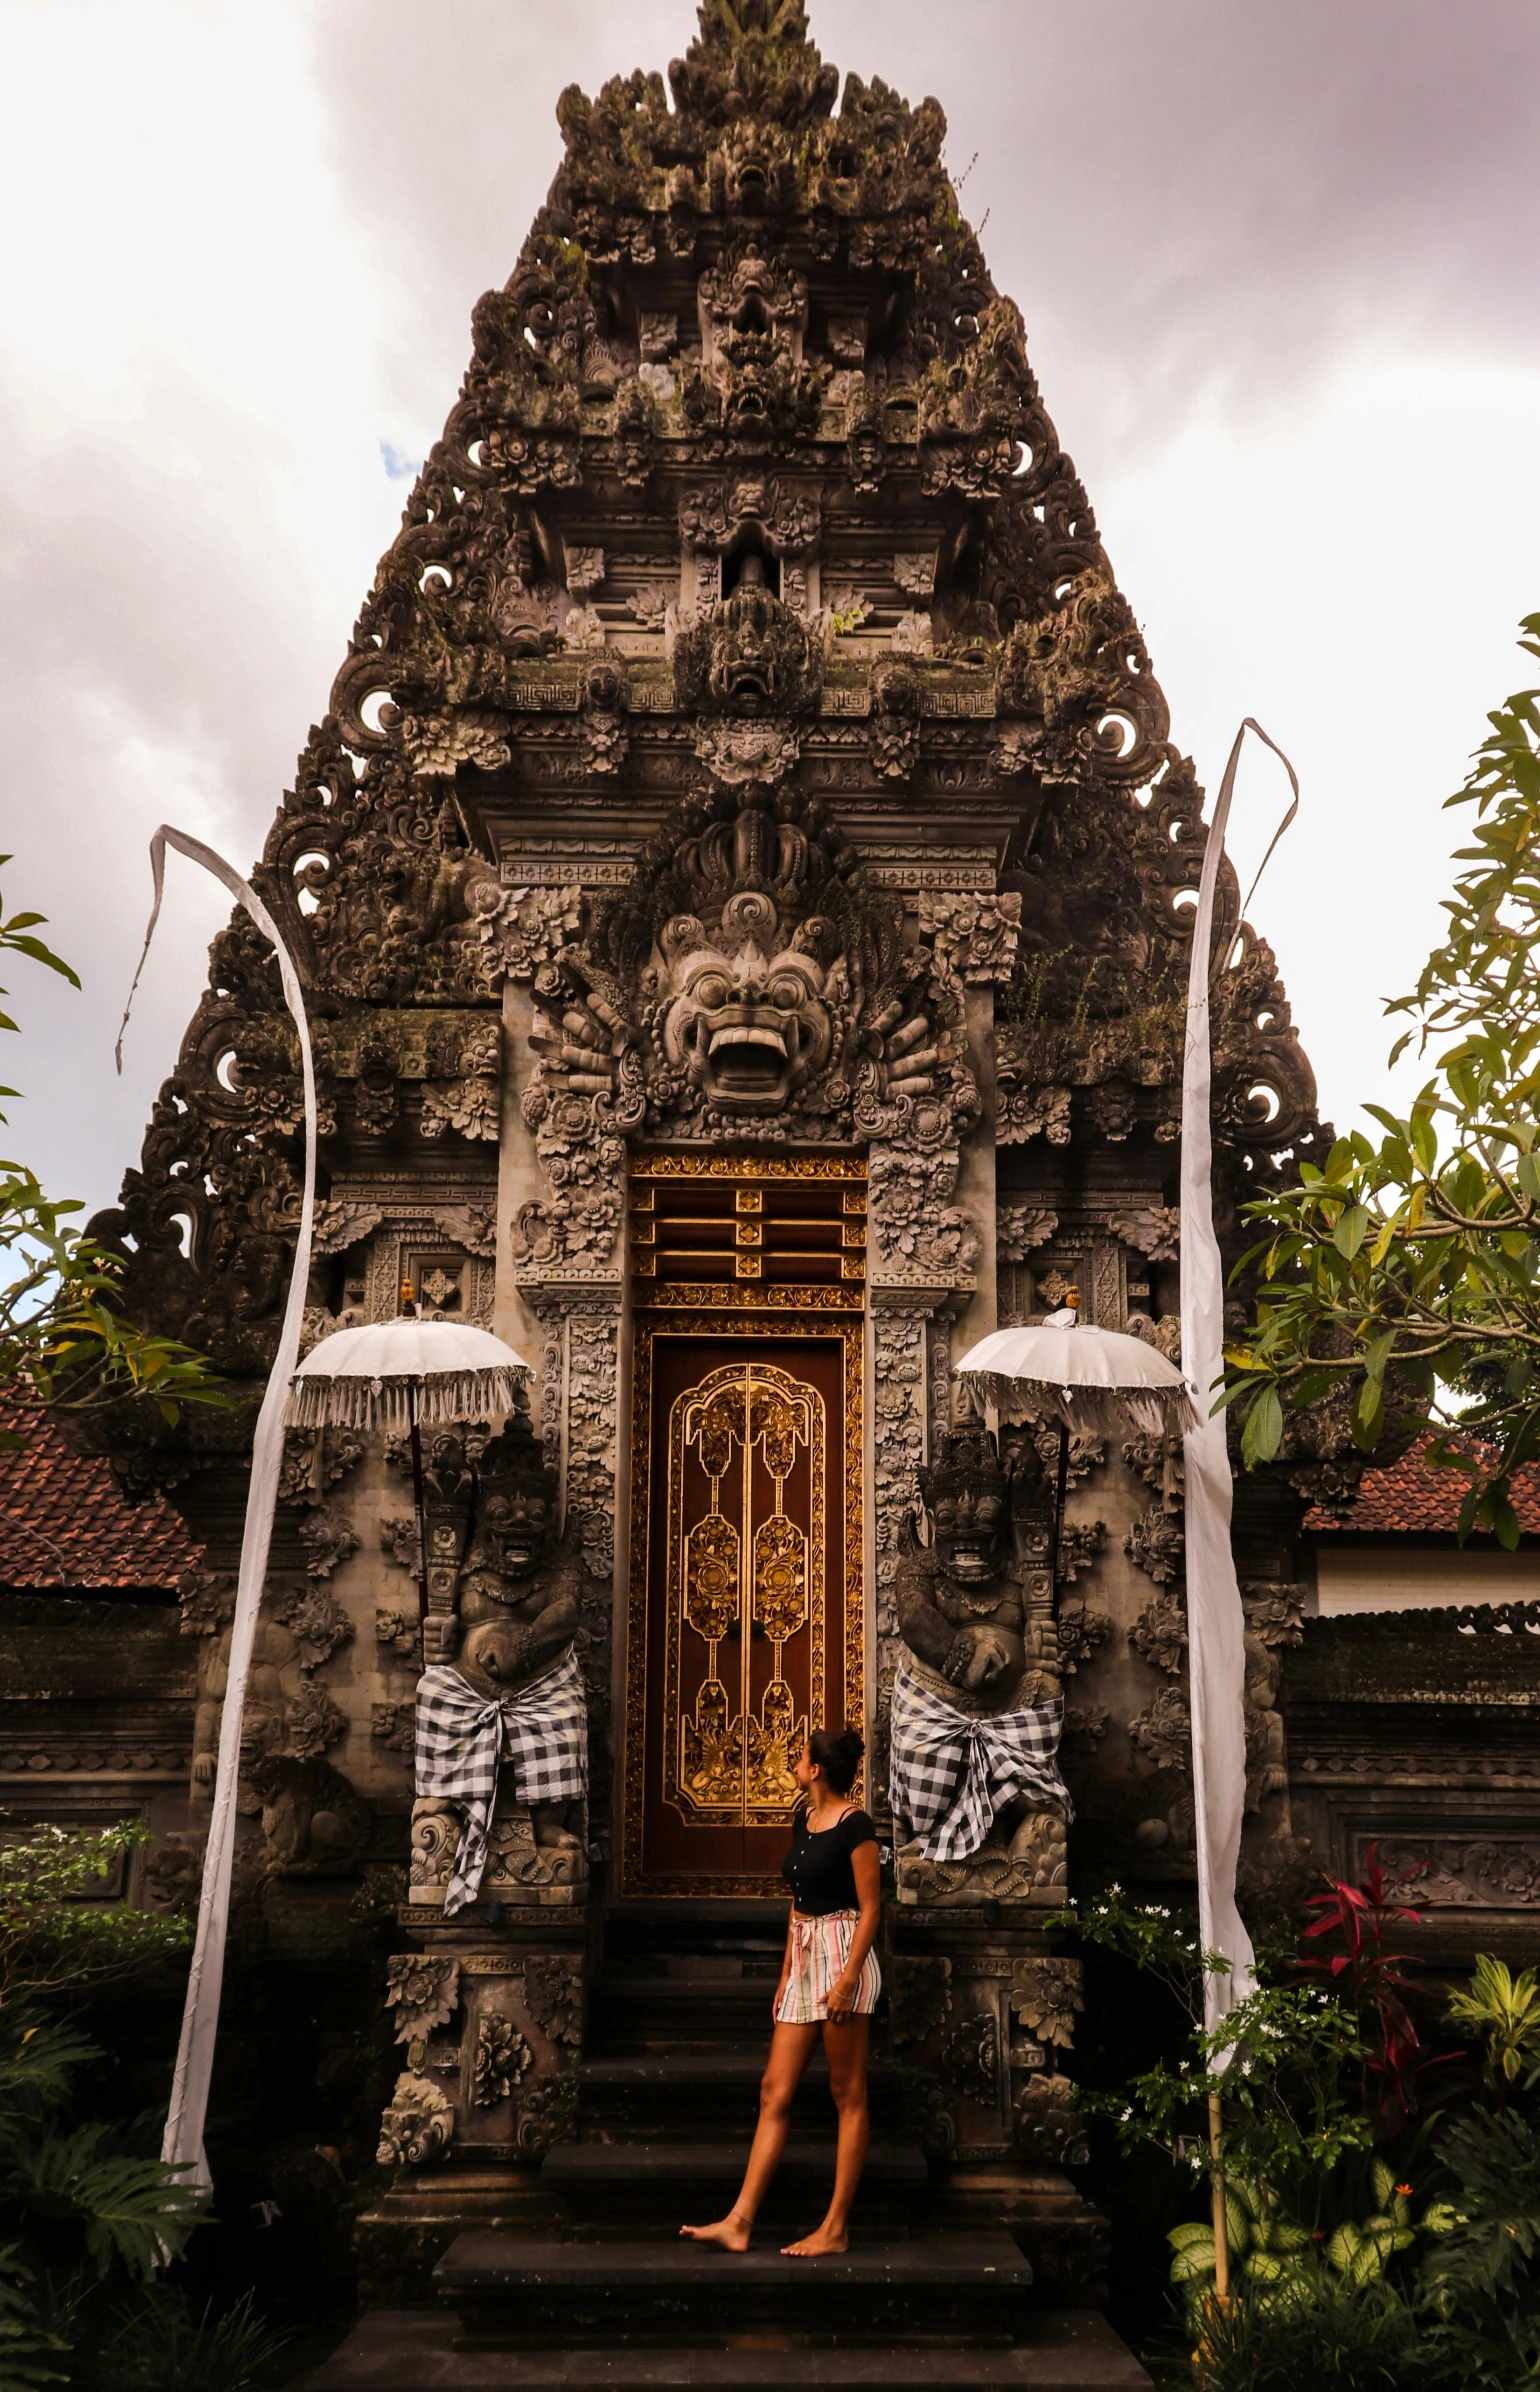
top-left (780, 1806), bottom-right (878, 1916)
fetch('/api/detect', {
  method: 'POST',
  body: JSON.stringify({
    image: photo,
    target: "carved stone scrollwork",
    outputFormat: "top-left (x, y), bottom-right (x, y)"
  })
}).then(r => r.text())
top-left (378, 2071), bottom-right (455, 2169)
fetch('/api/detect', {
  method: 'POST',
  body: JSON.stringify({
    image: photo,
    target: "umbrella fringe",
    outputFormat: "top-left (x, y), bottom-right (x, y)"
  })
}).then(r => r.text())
top-left (283, 1367), bottom-right (528, 1432)
top-left (958, 1373), bottom-right (1201, 1439)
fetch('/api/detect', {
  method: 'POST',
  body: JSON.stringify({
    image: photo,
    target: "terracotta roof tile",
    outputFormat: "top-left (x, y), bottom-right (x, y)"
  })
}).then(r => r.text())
top-left (0, 1399), bottom-right (200, 1589)
top-left (1304, 1435), bottom-right (1540, 1536)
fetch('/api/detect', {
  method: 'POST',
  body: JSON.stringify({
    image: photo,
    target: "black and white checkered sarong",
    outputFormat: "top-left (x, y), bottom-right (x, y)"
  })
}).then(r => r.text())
top-left (888, 1656), bottom-right (1070, 1863)
top-left (414, 1646), bottom-right (588, 1915)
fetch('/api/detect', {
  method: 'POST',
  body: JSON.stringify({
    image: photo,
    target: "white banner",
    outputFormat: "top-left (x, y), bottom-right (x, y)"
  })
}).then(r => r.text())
top-left (117, 828), bottom-right (316, 2193)
top-left (1181, 722), bottom-right (1297, 2050)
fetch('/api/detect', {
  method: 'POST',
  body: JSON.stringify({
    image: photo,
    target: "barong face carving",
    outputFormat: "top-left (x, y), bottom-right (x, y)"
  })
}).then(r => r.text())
top-left (515, 777), bottom-right (981, 1235)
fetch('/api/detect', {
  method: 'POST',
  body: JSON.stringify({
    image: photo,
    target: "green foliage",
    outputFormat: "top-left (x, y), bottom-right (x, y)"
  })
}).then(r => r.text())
top-left (1166, 2159), bottom-right (1449, 2321)
top-left (1225, 614), bottom-right (1540, 1532)
top-left (83, 2289), bottom-right (286, 2392)
top-left (0, 2245), bottom-right (67, 2389)
top-left (1420, 2104), bottom-right (1540, 2378)
top-left (0, 2010), bottom-right (212, 2382)
top-left (1173, 2277), bottom-right (1430, 2392)
top-left (0, 1165), bottom-right (225, 1451)
top-left (1446, 1954), bottom-right (1540, 2092)
top-left (0, 2014), bottom-right (207, 2279)
top-left (0, 862), bottom-right (79, 1121)
top-left (0, 862), bottom-right (223, 1452)
top-left (0, 1820), bottom-right (191, 2011)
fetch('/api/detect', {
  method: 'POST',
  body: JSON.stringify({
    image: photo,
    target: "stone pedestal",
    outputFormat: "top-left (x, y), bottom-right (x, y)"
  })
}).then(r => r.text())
top-left (357, 1864), bottom-right (592, 2300)
top-left (886, 1902), bottom-right (1108, 2301)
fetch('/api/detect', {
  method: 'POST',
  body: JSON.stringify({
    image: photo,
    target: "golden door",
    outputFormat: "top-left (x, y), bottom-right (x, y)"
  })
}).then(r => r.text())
top-left (623, 1324), bottom-right (862, 1896)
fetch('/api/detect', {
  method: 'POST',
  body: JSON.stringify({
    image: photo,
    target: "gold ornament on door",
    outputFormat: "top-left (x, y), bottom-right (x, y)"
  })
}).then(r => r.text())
top-left (667, 1362), bottom-right (823, 1823)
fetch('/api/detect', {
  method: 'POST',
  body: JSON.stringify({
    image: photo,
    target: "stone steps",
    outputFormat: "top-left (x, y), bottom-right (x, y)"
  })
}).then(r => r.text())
top-left (304, 2306), bottom-right (1152, 2389)
top-left (435, 2230), bottom-right (1033, 2345)
top-left (541, 2137), bottom-right (928, 2235)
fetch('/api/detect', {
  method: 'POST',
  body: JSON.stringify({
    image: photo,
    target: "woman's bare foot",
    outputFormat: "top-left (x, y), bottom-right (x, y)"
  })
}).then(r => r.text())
top-left (679, 2212), bottom-right (751, 2252)
top-left (781, 2223), bottom-right (848, 2257)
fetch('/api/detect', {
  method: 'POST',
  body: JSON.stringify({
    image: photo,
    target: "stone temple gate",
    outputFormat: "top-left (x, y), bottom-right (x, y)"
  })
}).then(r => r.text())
top-left (82, 0), bottom-right (1347, 2371)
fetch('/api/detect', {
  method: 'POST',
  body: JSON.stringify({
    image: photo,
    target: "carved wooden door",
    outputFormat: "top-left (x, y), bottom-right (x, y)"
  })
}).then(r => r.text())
top-left (625, 1328), bottom-right (859, 1895)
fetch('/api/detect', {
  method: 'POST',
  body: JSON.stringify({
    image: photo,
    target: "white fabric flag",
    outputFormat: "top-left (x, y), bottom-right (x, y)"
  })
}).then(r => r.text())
top-left (117, 828), bottom-right (317, 2194)
top-left (1181, 722), bottom-right (1298, 2051)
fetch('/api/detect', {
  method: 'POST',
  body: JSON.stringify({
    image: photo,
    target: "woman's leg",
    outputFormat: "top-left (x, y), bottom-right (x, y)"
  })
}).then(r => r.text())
top-left (783, 2016), bottom-right (870, 2257)
top-left (680, 2021), bottom-right (820, 2249)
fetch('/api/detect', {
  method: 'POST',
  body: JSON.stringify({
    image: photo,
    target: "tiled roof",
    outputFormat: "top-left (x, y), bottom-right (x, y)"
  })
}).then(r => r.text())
top-left (1305, 1435), bottom-right (1540, 1536)
top-left (0, 1397), bottom-right (200, 1589)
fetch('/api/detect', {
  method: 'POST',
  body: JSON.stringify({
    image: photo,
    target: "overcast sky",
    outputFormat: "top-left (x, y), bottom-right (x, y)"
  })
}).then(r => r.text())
top-left (3, 0), bottom-right (1538, 1218)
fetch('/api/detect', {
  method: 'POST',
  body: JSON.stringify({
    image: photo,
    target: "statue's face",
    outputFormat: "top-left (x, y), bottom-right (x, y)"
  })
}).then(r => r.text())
top-left (660, 930), bottom-right (832, 1115)
top-left (480, 1488), bottom-right (549, 1578)
top-left (931, 1487), bottom-right (1007, 1586)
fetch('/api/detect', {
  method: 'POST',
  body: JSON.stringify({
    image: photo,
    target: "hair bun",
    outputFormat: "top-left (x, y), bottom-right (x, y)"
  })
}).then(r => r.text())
top-left (808, 1722), bottom-right (865, 1794)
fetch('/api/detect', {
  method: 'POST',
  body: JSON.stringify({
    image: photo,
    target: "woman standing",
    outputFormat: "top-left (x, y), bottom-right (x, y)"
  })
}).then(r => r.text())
top-left (681, 1726), bottom-right (882, 2258)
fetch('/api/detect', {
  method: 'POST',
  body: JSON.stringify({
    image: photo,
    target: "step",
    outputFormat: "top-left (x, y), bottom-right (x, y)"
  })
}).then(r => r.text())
top-left (589, 1971), bottom-right (779, 2042)
top-left (434, 2233), bottom-right (1033, 2346)
top-left (541, 2139), bottom-right (927, 2234)
top-left (574, 2052), bottom-right (910, 2139)
top-left (305, 2306), bottom-right (1152, 2388)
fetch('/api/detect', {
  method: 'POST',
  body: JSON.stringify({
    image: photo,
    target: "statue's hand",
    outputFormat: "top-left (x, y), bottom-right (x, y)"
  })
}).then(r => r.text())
top-left (947, 1624), bottom-right (1018, 1690)
top-left (466, 1619), bottom-right (531, 1685)
top-left (191, 1753), bottom-right (215, 1790)
top-left (421, 1614), bottom-right (457, 1667)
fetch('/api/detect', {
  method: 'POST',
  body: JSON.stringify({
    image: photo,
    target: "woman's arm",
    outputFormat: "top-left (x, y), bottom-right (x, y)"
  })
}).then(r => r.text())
top-left (774, 1901), bottom-right (796, 2020)
top-left (825, 1839), bottom-right (881, 2024)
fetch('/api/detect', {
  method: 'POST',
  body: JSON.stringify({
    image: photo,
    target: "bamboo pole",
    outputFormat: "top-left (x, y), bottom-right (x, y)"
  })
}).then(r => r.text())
top-left (1209, 2090), bottom-right (1230, 2305)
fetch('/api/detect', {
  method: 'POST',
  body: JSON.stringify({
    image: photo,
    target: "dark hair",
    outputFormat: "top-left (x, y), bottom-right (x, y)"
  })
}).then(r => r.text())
top-left (807, 1725), bottom-right (864, 1796)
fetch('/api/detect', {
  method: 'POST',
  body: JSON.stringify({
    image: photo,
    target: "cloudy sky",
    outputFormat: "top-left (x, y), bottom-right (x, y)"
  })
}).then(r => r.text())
top-left (3, 0), bottom-right (1538, 1218)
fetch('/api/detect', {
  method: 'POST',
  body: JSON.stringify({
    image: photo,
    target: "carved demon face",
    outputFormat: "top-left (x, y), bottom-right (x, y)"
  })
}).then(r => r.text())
top-left (657, 892), bottom-right (835, 1115)
top-left (476, 1484), bottom-right (550, 1584)
top-left (921, 1429), bottom-right (1011, 1587)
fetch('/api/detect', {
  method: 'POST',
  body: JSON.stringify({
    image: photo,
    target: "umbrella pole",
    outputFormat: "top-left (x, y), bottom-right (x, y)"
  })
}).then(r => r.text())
top-left (408, 1379), bottom-right (429, 1628)
top-left (1048, 1419), bottom-right (1070, 1620)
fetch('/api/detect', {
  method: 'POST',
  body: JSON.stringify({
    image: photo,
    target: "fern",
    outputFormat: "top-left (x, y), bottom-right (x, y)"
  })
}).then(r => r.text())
top-left (0, 2246), bottom-right (66, 2391)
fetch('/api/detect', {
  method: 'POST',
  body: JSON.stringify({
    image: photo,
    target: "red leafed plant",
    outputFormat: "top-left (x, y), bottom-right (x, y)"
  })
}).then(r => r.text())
top-left (1301, 1842), bottom-right (1453, 2138)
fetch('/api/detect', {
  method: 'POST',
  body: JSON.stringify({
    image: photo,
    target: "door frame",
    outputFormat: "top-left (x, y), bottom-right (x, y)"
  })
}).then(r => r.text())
top-left (620, 1307), bottom-right (865, 1899)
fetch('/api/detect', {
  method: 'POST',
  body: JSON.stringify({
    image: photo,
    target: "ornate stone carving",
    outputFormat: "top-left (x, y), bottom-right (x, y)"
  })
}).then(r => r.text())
top-left (522, 1955), bottom-right (584, 2047)
top-left (1010, 1958), bottom-right (1084, 2050)
top-left (1125, 1503), bottom-right (1184, 1586)
top-left (1014, 2072), bottom-right (1088, 2169)
top-left (888, 1955), bottom-right (952, 2047)
top-left (940, 2013), bottom-right (1000, 2106)
top-left (377, 2071), bottom-right (454, 2169)
top-left (1375, 1840), bottom-right (1540, 1908)
top-left (472, 2011), bottom-right (533, 2105)
top-left (385, 1954), bottom-right (461, 2043)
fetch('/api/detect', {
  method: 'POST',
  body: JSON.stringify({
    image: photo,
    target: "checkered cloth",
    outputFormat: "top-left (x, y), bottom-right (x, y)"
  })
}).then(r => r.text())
top-left (888, 1656), bottom-right (1070, 1863)
top-left (414, 1646), bottom-right (588, 1915)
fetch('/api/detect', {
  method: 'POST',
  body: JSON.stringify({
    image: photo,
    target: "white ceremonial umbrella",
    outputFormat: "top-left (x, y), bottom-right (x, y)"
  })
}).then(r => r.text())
top-left (286, 1309), bottom-right (532, 1617)
top-left (954, 1302), bottom-right (1199, 1610)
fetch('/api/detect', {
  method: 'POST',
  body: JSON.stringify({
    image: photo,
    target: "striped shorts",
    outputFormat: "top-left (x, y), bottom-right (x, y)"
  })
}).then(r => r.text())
top-left (774, 1910), bottom-right (883, 2025)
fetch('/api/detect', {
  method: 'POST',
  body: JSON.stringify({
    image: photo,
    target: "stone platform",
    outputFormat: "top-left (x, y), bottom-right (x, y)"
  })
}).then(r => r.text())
top-left (306, 2301), bottom-right (1148, 2389)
